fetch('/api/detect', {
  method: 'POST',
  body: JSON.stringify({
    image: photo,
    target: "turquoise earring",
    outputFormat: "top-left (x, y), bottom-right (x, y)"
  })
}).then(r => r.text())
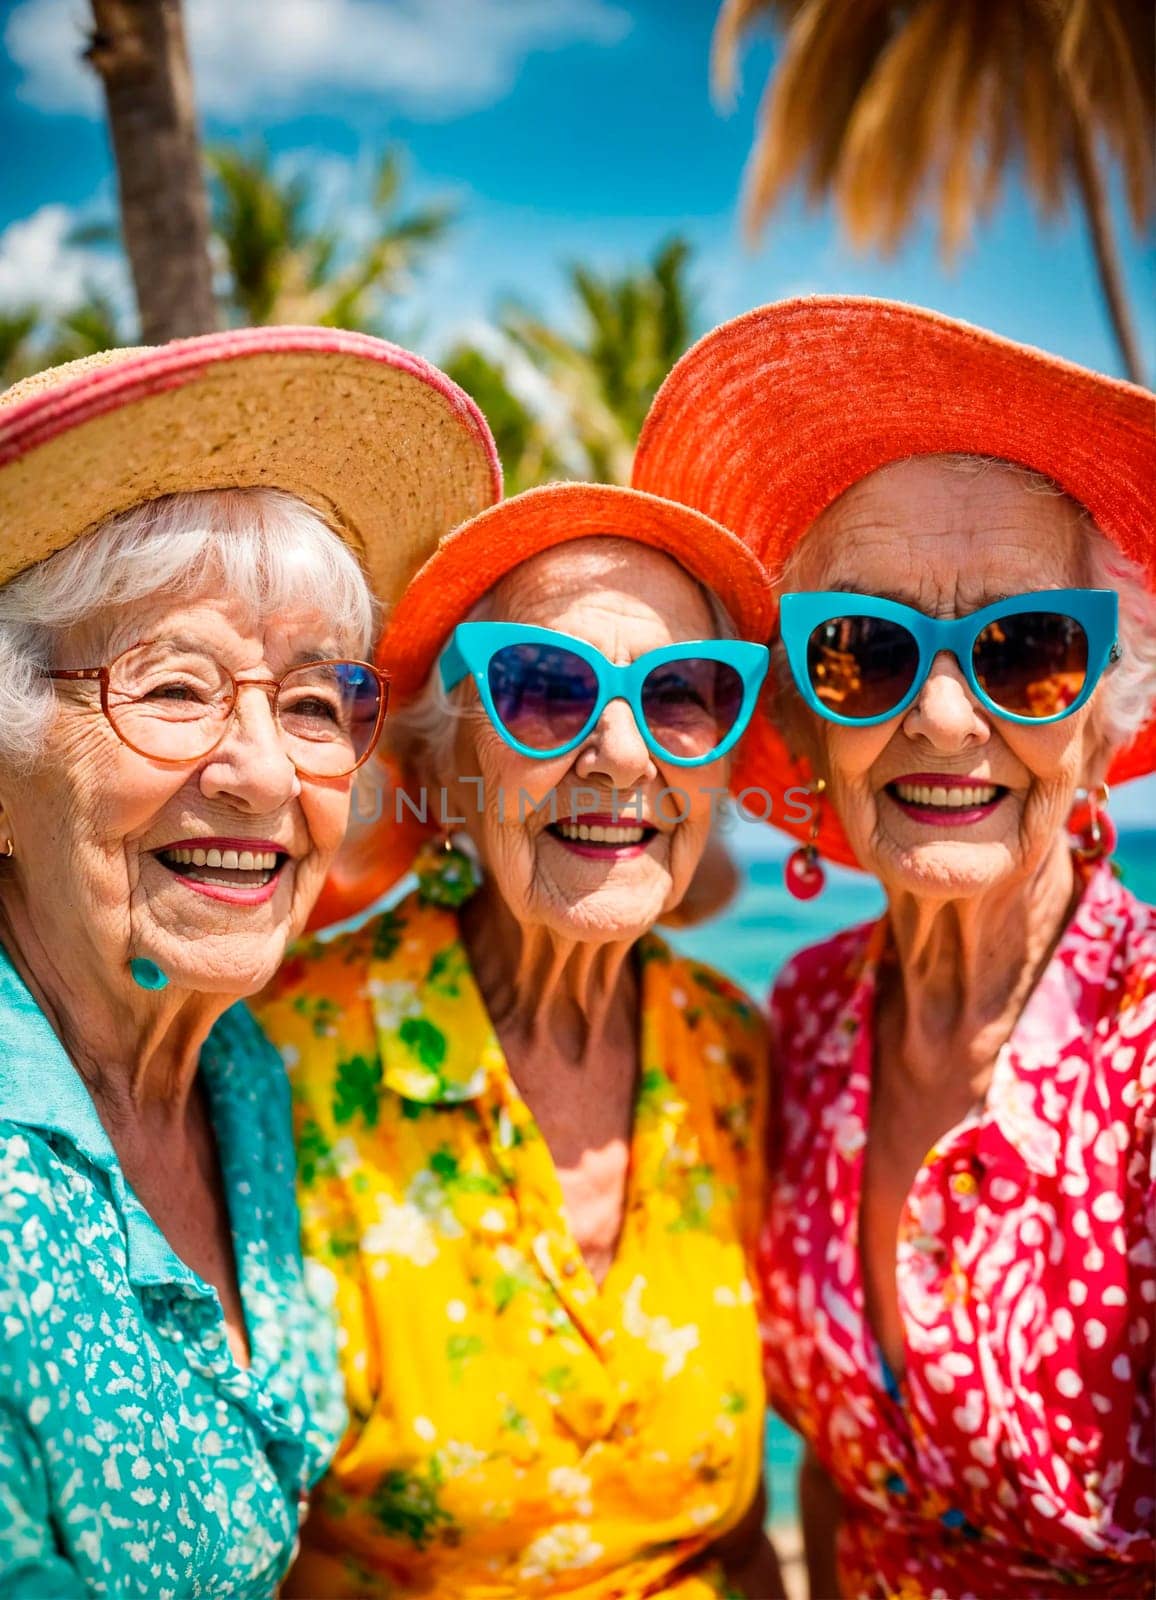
top-left (130, 958), bottom-right (169, 991)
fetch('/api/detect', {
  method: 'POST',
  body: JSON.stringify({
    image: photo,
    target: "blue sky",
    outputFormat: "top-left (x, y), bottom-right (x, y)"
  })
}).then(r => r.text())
top-left (3, 0), bottom-right (1153, 818)
top-left (3, 0), bottom-right (1154, 373)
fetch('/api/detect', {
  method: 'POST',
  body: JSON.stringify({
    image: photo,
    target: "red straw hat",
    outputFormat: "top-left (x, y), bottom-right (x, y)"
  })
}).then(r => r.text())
top-left (632, 296), bottom-right (1156, 868)
top-left (310, 481), bottom-right (776, 925)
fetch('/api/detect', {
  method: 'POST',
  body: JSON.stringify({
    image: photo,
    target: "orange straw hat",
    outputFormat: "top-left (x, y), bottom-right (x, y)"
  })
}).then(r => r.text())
top-left (312, 481), bottom-right (777, 925)
top-left (632, 296), bottom-right (1156, 868)
top-left (384, 480), bottom-right (775, 699)
top-left (0, 325), bottom-right (502, 927)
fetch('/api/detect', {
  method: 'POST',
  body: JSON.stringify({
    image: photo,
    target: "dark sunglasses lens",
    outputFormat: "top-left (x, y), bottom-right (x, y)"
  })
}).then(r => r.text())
top-left (806, 617), bottom-right (919, 719)
top-left (487, 643), bottom-right (599, 751)
top-left (640, 658), bottom-right (745, 760)
top-left (973, 612), bottom-right (1088, 718)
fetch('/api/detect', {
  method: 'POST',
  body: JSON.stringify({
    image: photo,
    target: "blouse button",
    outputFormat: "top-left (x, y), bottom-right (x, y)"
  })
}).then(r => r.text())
top-left (562, 1258), bottom-right (579, 1279)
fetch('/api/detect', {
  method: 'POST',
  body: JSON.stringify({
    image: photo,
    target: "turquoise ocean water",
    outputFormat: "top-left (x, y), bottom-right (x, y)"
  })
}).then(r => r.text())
top-left (662, 825), bottom-right (1155, 1523)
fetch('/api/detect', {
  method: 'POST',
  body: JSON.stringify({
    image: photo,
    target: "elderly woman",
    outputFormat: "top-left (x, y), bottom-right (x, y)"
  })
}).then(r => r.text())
top-left (255, 482), bottom-right (785, 1598)
top-left (0, 328), bottom-right (497, 1595)
top-left (633, 299), bottom-right (1156, 1599)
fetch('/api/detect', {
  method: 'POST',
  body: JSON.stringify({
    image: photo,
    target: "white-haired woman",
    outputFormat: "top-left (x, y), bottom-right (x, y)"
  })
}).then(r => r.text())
top-left (0, 329), bottom-right (498, 1596)
top-left (634, 299), bottom-right (1156, 1599)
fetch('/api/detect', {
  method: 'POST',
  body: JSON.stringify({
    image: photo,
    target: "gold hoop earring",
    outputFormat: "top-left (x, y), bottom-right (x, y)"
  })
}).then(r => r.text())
top-left (2, 838), bottom-right (14, 859)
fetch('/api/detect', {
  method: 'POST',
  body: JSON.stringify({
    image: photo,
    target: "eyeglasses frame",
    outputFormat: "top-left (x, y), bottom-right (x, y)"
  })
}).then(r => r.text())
top-left (440, 621), bottom-right (770, 767)
top-left (779, 588), bottom-right (1120, 728)
top-left (44, 643), bottom-right (391, 779)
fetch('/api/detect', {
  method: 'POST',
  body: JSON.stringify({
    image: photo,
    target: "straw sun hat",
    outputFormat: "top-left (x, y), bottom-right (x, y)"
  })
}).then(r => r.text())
top-left (632, 296), bottom-right (1156, 868)
top-left (0, 323), bottom-right (501, 601)
top-left (383, 479), bottom-right (775, 699)
top-left (309, 481), bottom-right (776, 927)
top-left (0, 324), bottom-right (502, 931)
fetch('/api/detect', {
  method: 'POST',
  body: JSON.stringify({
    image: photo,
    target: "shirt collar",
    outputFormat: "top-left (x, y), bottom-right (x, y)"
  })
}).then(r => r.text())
top-left (849, 860), bottom-right (1126, 1180)
top-left (372, 899), bottom-right (497, 1103)
top-left (371, 896), bottom-right (668, 1106)
top-left (0, 939), bottom-right (120, 1167)
top-left (979, 858), bottom-right (1126, 1178)
top-left (0, 940), bottom-right (207, 1293)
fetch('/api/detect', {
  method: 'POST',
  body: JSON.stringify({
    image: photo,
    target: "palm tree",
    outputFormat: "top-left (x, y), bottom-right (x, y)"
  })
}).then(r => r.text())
top-left (496, 238), bottom-right (698, 483)
top-left (714, 0), bottom-right (1153, 383)
top-left (0, 309), bottom-right (41, 387)
top-left (85, 0), bottom-right (216, 342)
top-left (1, 293), bottom-right (125, 386)
top-left (440, 342), bottom-right (574, 495)
top-left (210, 147), bottom-right (454, 332)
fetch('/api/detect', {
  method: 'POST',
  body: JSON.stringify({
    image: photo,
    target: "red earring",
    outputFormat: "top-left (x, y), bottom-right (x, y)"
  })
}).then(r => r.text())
top-left (1071, 783), bottom-right (1117, 863)
top-left (785, 778), bottom-right (827, 900)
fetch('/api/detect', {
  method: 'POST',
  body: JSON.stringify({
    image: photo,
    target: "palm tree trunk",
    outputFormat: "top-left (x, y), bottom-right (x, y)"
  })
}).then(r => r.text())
top-left (1066, 97), bottom-right (1146, 387)
top-left (86, 0), bottom-right (216, 344)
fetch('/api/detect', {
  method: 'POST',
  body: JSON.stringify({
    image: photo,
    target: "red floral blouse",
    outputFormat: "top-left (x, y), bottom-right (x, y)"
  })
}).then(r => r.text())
top-left (759, 861), bottom-right (1156, 1599)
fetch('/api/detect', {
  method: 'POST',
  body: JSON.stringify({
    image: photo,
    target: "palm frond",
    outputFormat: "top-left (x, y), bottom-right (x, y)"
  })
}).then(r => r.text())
top-left (718, 0), bottom-right (1155, 256)
top-left (0, 307), bottom-right (40, 384)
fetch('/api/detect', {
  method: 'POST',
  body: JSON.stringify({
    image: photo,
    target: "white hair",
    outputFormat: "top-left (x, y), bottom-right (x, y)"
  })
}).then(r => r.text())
top-left (774, 454), bottom-right (1156, 756)
top-left (0, 488), bottom-right (379, 767)
top-left (388, 548), bottom-right (738, 788)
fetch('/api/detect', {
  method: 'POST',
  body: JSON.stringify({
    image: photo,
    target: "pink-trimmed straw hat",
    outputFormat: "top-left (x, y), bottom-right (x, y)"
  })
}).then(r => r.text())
top-left (0, 326), bottom-right (502, 926)
top-left (0, 325), bottom-right (501, 603)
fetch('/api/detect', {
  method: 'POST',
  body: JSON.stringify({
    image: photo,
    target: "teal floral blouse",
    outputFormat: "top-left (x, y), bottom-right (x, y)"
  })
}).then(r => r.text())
top-left (0, 944), bottom-right (345, 1597)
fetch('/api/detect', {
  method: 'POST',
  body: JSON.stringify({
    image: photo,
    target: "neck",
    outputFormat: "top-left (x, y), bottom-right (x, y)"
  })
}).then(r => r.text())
top-left (881, 837), bottom-right (1079, 1089)
top-left (0, 899), bottom-right (229, 1129)
top-left (460, 885), bottom-right (638, 1071)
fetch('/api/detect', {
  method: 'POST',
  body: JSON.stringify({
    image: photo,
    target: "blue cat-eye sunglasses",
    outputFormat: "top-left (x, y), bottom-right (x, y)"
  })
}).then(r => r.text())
top-left (779, 589), bottom-right (1120, 727)
top-left (440, 622), bottom-right (769, 766)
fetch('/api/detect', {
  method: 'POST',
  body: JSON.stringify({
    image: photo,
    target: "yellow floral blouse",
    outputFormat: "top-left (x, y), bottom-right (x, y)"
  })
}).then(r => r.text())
top-left (255, 892), bottom-right (769, 1599)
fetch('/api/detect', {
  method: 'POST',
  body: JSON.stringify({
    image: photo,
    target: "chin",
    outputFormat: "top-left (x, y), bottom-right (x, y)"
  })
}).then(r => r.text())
top-left (873, 837), bottom-right (1022, 898)
top-left (162, 949), bottom-right (288, 997)
top-left (533, 877), bottom-right (670, 944)
top-left (141, 921), bottom-right (295, 997)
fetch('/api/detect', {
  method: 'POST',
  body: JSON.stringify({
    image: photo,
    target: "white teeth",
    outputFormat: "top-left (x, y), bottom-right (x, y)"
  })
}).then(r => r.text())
top-left (160, 846), bottom-right (282, 870)
top-left (894, 782), bottom-right (998, 808)
top-left (555, 821), bottom-right (647, 845)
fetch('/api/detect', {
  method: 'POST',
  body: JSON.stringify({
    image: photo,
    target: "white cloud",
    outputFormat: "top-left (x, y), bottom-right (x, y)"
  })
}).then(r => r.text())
top-left (6, 0), bottom-right (631, 120)
top-left (0, 203), bottom-right (127, 315)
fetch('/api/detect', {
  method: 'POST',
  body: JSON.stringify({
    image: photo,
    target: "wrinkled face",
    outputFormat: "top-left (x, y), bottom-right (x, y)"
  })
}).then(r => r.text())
top-left (781, 458), bottom-right (1111, 899)
top-left (0, 590), bottom-right (354, 997)
top-left (443, 540), bottom-right (726, 943)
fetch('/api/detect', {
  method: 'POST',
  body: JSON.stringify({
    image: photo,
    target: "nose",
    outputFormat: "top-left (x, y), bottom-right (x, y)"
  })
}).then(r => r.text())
top-left (198, 682), bottom-right (302, 811)
top-left (902, 651), bottom-right (989, 751)
top-left (575, 695), bottom-right (658, 790)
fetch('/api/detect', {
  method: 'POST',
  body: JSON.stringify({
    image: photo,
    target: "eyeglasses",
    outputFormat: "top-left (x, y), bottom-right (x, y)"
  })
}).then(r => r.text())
top-left (45, 642), bottom-right (390, 778)
top-left (440, 622), bottom-right (769, 766)
top-left (779, 589), bottom-right (1120, 727)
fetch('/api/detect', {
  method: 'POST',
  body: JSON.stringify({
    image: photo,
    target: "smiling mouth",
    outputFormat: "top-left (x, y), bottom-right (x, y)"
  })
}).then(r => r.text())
top-left (155, 845), bottom-right (289, 890)
top-left (886, 780), bottom-right (1008, 820)
top-left (547, 819), bottom-right (658, 855)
